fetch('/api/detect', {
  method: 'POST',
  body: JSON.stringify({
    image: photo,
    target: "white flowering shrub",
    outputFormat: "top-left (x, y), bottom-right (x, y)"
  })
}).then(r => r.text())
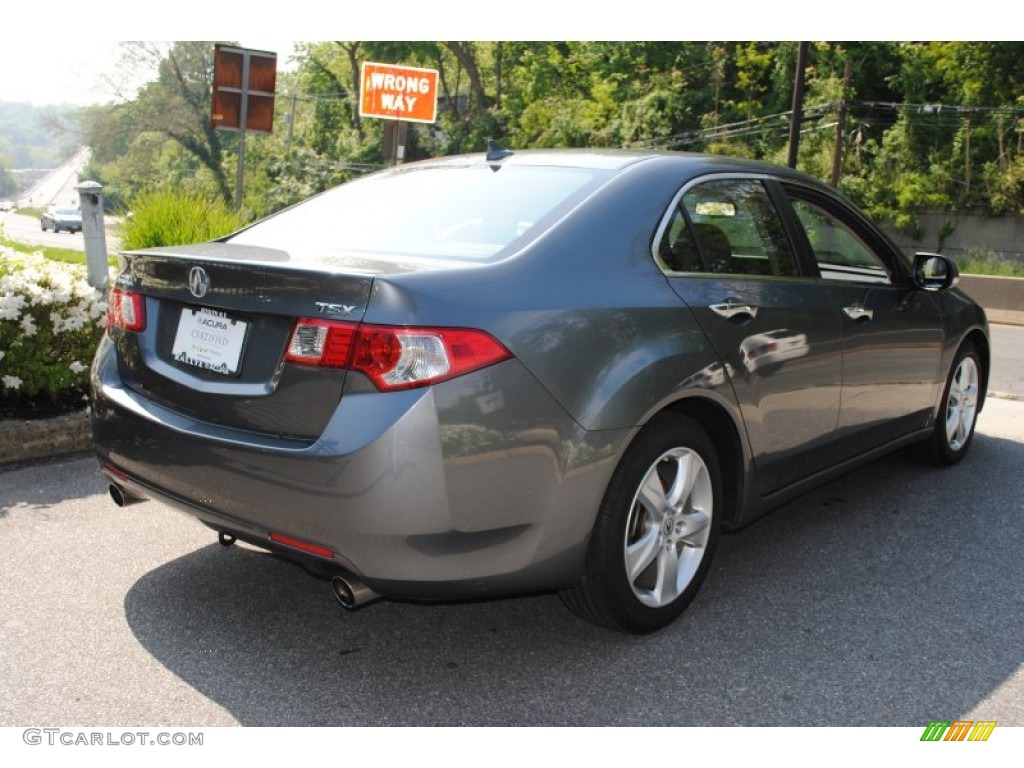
top-left (1, 246), bottom-right (108, 416)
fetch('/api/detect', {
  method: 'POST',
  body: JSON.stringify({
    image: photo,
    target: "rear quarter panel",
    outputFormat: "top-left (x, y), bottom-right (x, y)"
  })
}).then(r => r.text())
top-left (361, 157), bottom-right (741, 432)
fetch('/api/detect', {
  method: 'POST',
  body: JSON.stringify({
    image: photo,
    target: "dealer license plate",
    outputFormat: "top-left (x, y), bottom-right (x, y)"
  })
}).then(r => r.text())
top-left (171, 307), bottom-right (248, 376)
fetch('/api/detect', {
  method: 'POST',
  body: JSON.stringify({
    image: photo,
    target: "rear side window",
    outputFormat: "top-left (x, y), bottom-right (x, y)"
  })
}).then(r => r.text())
top-left (657, 179), bottom-right (799, 277)
top-left (230, 164), bottom-right (608, 263)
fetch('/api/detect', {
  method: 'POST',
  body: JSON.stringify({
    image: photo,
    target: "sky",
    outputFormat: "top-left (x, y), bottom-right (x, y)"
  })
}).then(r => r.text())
top-left (1, 2), bottom-right (1000, 108)
top-left (0, 40), bottom-right (297, 107)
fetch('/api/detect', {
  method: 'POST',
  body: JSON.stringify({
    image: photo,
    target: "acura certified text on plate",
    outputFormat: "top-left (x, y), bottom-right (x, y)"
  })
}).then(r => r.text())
top-left (92, 149), bottom-right (989, 633)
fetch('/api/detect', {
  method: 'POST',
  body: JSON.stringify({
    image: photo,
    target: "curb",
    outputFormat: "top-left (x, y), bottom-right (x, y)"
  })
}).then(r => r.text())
top-left (0, 410), bottom-right (92, 466)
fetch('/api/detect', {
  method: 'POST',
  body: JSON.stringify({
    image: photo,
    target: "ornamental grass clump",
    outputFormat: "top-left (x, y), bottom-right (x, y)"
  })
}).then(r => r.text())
top-left (0, 246), bottom-right (108, 418)
top-left (119, 189), bottom-right (248, 250)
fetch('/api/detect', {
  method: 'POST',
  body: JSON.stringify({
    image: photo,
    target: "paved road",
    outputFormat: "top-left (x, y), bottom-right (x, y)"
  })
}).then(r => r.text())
top-left (2, 210), bottom-right (86, 251)
top-left (2, 209), bottom-right (122, 254)
top-left (16, 147), bottom-right (90, 211)
top-left (1, 398), bottom-right (1021, 727)
top-left (1, 147), bottom-right (121, 253)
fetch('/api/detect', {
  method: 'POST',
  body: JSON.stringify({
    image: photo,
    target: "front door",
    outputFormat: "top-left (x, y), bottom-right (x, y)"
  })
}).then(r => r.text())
top-left (780, 185), bottom-right (944, 455)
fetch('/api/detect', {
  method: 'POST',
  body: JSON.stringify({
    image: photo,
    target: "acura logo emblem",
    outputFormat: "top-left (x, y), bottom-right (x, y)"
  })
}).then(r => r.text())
top-left (188, 266), bottom-right (210, 299)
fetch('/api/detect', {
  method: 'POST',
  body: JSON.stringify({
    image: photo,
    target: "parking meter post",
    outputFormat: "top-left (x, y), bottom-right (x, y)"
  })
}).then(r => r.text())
top-left (76, 180), bottom-right (108, 290)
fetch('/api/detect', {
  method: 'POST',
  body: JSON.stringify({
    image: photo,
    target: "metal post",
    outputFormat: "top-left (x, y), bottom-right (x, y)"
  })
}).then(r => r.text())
top-left (382, 121), bottom-right (409, 168)
top-left (234, 52), bottom-right (251, 211)
top-left (76, 181), bottom-right (108, 290)
top-left (396, 121), bottom-right (408, 164)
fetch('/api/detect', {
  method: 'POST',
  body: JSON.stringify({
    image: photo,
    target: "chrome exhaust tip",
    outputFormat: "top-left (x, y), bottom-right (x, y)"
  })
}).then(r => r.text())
top-left (331, 573), bottom-right (381, 610)
top-left (109, 483), bottom-right (145, 508)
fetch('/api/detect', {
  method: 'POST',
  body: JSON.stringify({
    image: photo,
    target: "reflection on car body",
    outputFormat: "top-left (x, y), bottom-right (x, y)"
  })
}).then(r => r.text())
top-left (680, 361), bottom-right (733, 389)
top-left (740, 329), bottom-right (810, 373)
top-left (91, 149), bottom-right (989, 634)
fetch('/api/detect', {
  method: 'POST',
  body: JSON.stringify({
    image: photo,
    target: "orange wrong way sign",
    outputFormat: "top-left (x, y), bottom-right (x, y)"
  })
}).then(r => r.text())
top-left (360, 62), bottom-right (439, 124)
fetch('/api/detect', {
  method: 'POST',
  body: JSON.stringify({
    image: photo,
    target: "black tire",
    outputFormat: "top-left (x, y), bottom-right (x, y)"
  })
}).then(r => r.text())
top-left (922, 342), bottom-right (983, 465)
top-left (560, 413), bottom-right (722, 634)
top-left (40, 220), bottom-right (46, 231)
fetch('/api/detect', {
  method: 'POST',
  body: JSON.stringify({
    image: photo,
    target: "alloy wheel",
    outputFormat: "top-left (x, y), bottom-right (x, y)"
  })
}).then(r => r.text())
top-left (623, 447), bottom-right (713, 609)
top-left (945, 355), bottom-right (979, 452)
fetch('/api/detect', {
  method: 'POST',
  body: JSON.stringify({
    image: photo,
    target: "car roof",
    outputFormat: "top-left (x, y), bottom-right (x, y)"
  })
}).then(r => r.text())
top-left (396, 147), bottom-right (826, 186)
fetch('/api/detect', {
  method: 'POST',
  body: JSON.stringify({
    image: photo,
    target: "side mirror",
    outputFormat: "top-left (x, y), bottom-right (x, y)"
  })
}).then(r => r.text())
top-left (913, 252), bottom-right (960, 291)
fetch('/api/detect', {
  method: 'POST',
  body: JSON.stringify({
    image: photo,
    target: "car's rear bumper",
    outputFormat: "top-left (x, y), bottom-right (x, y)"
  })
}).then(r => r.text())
top-left (91, 336), bottom-right (630, 599)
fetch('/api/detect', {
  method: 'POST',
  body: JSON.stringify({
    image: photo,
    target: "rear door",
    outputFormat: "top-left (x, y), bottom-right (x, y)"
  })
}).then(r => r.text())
top-left (656, 176), bottom-right (844, 495)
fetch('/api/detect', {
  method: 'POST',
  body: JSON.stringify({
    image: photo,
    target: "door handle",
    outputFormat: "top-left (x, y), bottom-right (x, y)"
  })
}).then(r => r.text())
top-left (709, 300), bottom-right (758, 321)
top-left (843, 303), bottom-right (873, 322)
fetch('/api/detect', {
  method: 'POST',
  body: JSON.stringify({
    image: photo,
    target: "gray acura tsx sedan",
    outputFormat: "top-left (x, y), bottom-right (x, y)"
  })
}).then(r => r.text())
top-left (91, 148), bottom-right (988, 633)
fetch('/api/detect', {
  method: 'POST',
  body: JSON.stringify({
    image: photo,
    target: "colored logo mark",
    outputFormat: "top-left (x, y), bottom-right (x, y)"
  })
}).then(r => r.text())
top-left (920, 720), bottom-right (996, 742)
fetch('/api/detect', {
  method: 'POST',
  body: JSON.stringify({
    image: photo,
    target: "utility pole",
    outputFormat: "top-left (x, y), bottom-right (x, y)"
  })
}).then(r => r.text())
top-left (787, 42), bottom-right (809, 169)
top-left (830, 59), bottom-right (854, 187)
top-left (285, 93), bottom-right (298, 158)
top-left (964, 112), bottom-right (972, 195)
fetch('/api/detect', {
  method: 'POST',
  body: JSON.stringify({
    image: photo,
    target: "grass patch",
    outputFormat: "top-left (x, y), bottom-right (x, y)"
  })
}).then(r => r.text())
top-left (955, 248), bottom-right (1024, 277)
top-left (14, 206), bottom-right (43, 219)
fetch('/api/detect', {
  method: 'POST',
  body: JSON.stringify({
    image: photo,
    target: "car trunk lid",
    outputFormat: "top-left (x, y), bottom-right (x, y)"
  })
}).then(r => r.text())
top-left (111, 243), bottom-right (375, 440)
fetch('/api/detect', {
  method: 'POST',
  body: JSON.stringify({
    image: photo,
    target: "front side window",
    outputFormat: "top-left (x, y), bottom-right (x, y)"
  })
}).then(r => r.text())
top-left (657, 179), bottom-right (799, 277)
top-left (789, 197), bottom-right (891, 284)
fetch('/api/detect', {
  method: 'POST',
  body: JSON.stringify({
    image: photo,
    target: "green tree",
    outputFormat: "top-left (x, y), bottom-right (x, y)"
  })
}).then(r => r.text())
top-left (129, 42), bottom-right (233, 203)
top-left (77, 40), bottom-right (1024, 226)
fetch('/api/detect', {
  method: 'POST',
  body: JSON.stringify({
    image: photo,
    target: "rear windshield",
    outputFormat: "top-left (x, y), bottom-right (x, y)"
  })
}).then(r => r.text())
top-left (229, 164), bottom-right (608, 262)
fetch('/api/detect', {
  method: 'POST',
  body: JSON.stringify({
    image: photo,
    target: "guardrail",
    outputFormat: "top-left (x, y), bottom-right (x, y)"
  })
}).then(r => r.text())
top-left (958, 275), bottom-right (1024, 326)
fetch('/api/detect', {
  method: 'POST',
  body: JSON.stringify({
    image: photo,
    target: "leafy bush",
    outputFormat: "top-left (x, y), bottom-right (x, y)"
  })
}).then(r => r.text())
top-left (119, 189), bottom-right (249, 250)
top-left (0, 246), bottom-right (108, 418)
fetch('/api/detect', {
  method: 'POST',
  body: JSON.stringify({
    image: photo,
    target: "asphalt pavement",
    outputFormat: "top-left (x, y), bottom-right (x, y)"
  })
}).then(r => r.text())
top-left (1, 398), bottom-right (1021, 727)
top-left (1, 209), bottom-right (121, 253)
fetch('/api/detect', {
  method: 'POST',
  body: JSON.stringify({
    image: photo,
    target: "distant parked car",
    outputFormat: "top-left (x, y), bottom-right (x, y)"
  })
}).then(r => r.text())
top-left (41, 206), bottom-right (82, 233)
top-left (0, 200), bottom-right (15, 212)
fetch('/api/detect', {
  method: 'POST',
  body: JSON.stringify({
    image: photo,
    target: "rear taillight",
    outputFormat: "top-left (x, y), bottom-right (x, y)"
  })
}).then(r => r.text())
top-left (285, 319), bottom-right (512, 391)
top-left (107, 288), bottom-right (146, 333)
top-left (284, 319), bottom-right (357, 367)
